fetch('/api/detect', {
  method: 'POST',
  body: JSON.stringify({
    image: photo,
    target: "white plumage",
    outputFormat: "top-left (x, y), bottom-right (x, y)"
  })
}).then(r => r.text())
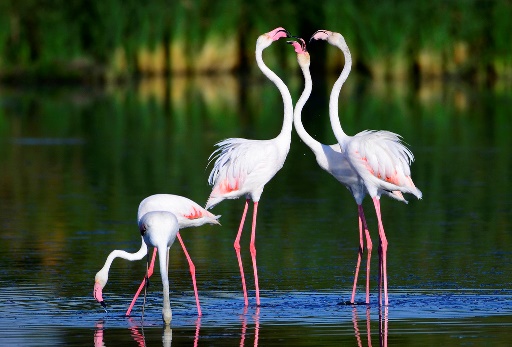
top-left (301, 30), bottom-right (423, 306)
top-left (94, 194), bottom-right (220, 319)
top-left (205, 27), bottom-right (294, 306)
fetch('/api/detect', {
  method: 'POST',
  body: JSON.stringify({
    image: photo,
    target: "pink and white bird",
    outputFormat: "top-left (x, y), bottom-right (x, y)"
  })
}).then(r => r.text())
top-left (93, 194), bottom-right (220, 317)
top-left (205, 27), bottom-right (293, 306)
top-left (94, 210), bottom-right (179, 325)
top-left (294, 30), bottom-right (422, 306)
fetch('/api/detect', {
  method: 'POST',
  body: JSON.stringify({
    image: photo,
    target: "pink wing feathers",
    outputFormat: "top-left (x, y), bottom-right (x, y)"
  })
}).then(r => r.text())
top-left (346, 130), bottom-right (422, 199)
top-left (206, 137), bottom-right (284, 209)
top-left (138, 194), bottom-right (220, 228)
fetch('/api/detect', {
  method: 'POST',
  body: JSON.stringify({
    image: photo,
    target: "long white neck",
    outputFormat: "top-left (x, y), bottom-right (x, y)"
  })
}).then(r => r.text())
top-left (293, 61), bottom-right (323, 153)
top-left (159, 247), bottom-right (172, 325)
top-left (255, 45), bottom-right (294, 141)
top-left (328, 38), bottom-right (352, 145)
top-left (98, 237), bottom-right (148, 277)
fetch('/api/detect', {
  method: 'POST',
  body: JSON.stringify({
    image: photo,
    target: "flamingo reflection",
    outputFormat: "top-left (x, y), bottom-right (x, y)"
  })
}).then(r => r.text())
top-left (94, 320), bottom-right (105, 347)
top-left (351, 306), bottom-right (388, 347)
top-left (93, 317), bottom-right (201, 347)
top-left (240, 306), bottom-right (260, 347)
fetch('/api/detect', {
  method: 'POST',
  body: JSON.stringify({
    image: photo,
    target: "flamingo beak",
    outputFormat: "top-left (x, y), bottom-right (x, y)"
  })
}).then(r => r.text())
top-left (282, 29), bottom-right (292, 38)
top-left (94, 282), bottom-right (108, 313)
top-left (309, 29), bottom-right (329, 43)
top-left (273, 28), bottom-right (292, 39)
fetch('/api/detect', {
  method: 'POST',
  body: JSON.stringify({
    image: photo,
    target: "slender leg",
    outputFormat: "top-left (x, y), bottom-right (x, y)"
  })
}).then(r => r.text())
top-left (126, 248), bottom-right (157, 316)
top-left (378, 241), bottom-right (382, 306)
top-left (350, 206), bottom-right (365, 304)
top-left (351, 205), bottom-right (372, 304)
top-left (360, 207), bottom-right (372, 304)
top-left (373, 197), bottom-right (388, 306)
top-left (250, 202), bottom-right (260, 306)
top-left (176, 232), bottom-right (202, 316)
top-left (235, 199), bottom-right (250, 306)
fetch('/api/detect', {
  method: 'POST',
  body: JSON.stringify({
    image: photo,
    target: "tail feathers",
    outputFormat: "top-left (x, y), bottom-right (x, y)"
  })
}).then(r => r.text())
top-left (366, 173), bottom-right (422, 200)
top-left (208, 214), bottom-right (222, 225)
top-left (386, 191), bottom-right (408, 204)
top-left (205, 196), bottom-right (224, 210)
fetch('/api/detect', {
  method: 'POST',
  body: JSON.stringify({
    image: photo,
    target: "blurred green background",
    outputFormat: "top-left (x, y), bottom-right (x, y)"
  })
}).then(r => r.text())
top-left (0, 0), bottom-right (511, 83)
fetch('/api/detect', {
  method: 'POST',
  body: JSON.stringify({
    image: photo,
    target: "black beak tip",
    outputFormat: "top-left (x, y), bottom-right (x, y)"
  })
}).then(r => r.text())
top-left (100, 300), bottom-right (107, 308)
top-left (276, 28), bottom-right (292, 38)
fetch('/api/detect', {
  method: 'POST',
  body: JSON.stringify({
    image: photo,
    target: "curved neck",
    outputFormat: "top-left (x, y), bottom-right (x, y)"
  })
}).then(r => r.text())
top-left (329, 39), bottom-right (352, 144)
top-left (255, 45), bottom-right (293, 140)
top-left (293, 62), bottom-right (323, 152)
top-left (99, 237), bottom-right (148, 275)
top-left (159, 247), bottom-right (172, 324)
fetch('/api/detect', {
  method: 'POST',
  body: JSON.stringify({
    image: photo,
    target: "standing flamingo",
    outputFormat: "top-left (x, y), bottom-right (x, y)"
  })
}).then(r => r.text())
top-left (93, 194), bottom-right (220, 316)
top-left (302, 30), bottom-right (422, 306)
top-left (288, 38), bottom-right (375, 304)
top-left (206, 27), bottom-right (293, 306)
top-left (288, 39), bottom-right (398, 304)
top-left (95, 210), bottom-right (178, 325)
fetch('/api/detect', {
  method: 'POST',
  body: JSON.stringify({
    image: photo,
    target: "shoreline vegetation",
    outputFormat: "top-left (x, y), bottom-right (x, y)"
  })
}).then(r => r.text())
top-left (0, 0), bottom-right (511, 85)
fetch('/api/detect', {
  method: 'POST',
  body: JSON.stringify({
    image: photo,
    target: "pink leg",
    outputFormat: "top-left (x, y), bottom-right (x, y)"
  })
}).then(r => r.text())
top-left (373, 197), bottom-right (388, 306)
top-left (351, 205), bottom-right (372, 304)
top-left (126, 248), bottom-right (157, 316)
top-left (177, 232), bottom-right (202, 316)
top-left (235, 199), bottom-right (250, 306)
top-left (350, 206), bottom-right (365, 304)
top-left (250, 202), bottom-right (260, 306)
top-left (360, 207), bottom-right (372, 304)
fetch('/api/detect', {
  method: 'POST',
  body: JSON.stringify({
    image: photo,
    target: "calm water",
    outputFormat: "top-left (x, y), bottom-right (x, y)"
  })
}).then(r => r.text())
top-left (0, 74), bottom-right (511, 346)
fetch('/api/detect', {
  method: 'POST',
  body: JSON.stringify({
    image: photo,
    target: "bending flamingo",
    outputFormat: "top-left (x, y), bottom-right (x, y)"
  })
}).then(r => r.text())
top-left (306, 30), bottom-right (422, 306)
top-left (93, 194), bottom-right (220, 316)
top-left (206, 27), bottom-right (293, 306)
top-left (95, 210), bottom-right (178, 325)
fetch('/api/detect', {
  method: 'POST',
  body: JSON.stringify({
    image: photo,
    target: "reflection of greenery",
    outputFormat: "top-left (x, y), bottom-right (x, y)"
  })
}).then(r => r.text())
top-left (0, 75), bottom-right (510, 294)
top-left (0, 1), bottom-right (511, 81)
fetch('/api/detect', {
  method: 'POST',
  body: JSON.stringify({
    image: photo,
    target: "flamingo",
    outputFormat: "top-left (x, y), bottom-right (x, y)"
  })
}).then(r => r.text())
top-left (93, 194), bottom-right (220, 317)
top-left (94, 210), bottom-right (178, 324)
top-left (205, 27), bottom-right (293, 306)
top-left (297, 30), bottom-right (421, 306)
top-left (288, 38), bottom-right (374, 304)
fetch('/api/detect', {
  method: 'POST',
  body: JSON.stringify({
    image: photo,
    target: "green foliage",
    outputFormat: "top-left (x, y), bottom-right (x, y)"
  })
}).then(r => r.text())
top-left (0, 0), bottom-right (510, 80)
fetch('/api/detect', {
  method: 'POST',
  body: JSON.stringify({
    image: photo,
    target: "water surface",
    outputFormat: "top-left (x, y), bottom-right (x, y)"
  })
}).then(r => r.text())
top-left (0, 75), bottom-right (511, 345)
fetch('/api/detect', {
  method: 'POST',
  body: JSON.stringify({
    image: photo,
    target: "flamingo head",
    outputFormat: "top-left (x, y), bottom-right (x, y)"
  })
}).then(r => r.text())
top-left (93, 270), bottom-right (108, 311)
top-left (257, 27), bottom-right (291, 49)
top-left (287, 37), bottom-right (310, 67)
top-left (310, 30), bottom-right (347, 48)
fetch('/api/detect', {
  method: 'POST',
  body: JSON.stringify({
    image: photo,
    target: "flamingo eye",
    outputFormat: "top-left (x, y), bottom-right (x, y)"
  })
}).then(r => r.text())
top-left (140, 224), bottom-right (147, 236)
